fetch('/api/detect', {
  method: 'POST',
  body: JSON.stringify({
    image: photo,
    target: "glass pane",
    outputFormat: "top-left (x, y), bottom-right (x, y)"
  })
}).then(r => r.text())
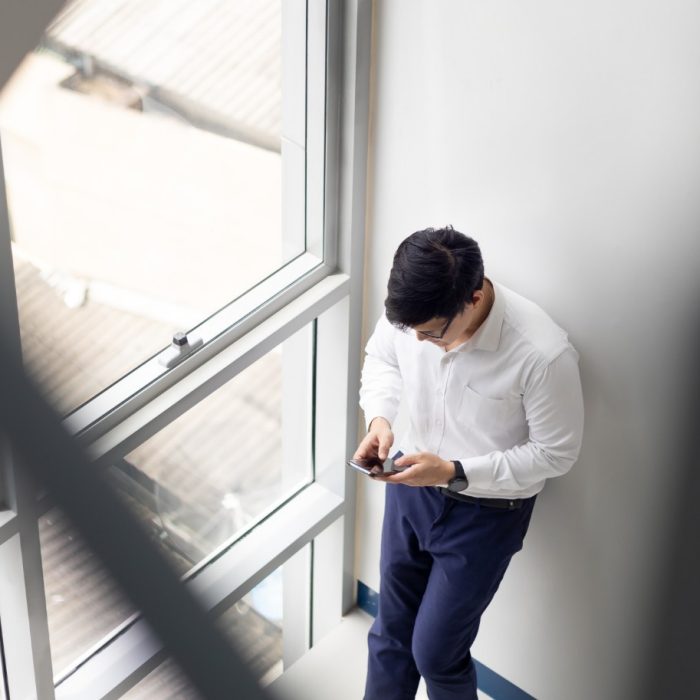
top-left (116, 326), bottom-right (312, 574)
top-left (40, 324), bottom-right (312, 675)
top-left (0, 0), bottom-right (305, 415)
top-left (122, 558), bottom-right (292, 699)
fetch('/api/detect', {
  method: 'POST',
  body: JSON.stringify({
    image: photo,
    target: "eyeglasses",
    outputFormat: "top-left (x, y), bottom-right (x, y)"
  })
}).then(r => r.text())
top-left (416, 315), bottom-right (454, 340)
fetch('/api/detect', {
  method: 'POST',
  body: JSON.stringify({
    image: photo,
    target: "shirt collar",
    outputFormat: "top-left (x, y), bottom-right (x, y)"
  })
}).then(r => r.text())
top-left (458, 279), bottom-right (505, 353)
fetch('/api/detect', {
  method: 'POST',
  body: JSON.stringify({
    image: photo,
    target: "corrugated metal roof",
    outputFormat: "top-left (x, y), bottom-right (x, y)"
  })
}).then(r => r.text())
top-left (44, 0), bottom-right (281, 151)
top-left (14, 252), bottom-right (174, 415)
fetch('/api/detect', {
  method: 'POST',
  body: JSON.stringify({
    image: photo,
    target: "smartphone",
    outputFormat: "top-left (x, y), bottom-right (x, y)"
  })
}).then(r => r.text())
top-left (347, 451), bottom-right (405, 477)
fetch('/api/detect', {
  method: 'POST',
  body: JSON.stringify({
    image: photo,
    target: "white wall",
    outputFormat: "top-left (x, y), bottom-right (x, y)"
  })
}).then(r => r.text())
top-left (355, 2), bottom-right (700, 699)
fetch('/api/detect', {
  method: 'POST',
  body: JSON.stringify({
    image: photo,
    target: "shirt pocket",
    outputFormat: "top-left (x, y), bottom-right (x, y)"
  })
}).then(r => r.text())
top-left (457, 385), bottom-right (524, 443)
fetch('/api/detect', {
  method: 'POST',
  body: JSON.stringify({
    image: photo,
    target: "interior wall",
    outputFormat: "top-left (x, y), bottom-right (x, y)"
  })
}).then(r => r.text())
top-left (354, 2), bottom-right (700, 699)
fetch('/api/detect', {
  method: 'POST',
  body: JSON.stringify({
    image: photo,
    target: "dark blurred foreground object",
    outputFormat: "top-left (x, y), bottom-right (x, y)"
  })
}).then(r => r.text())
top-left (0, 337), bottom-right (271, 700)
top-left (633, 315), bottom-right (700, 700)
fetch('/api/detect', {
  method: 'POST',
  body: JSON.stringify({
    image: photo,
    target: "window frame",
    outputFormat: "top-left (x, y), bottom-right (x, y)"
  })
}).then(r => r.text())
top-left (0, 0), bottom-right (372, 697)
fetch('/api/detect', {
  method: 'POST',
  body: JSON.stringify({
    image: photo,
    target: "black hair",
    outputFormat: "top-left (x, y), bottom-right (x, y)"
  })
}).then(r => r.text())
top-left (384, 226), bottom-right (484, 329)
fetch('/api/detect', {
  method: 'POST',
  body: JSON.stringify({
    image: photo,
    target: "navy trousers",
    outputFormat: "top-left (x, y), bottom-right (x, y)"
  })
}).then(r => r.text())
top-left (364, 484), bottom-right (536, 700)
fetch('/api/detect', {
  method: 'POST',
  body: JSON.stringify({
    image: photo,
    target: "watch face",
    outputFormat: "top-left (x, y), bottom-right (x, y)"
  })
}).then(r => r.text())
top-left (447, 478), bottom-right (468, 493)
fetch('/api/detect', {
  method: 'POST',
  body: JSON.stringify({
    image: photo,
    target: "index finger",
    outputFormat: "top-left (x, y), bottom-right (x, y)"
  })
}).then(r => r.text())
top-left (354, 436), bottom-right (378, 460)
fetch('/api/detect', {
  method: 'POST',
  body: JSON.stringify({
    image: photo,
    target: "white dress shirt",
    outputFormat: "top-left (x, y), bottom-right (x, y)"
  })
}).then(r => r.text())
top-left (359, 281), bottom-right (584, 499)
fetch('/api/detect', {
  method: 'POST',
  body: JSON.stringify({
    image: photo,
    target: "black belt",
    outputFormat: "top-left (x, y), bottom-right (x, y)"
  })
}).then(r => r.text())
top-left (435, 486), bottom-right (523, 510)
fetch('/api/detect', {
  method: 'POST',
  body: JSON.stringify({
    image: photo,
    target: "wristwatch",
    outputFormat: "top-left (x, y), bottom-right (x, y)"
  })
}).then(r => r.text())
top-left (447, 460), bottom-right (469, 492)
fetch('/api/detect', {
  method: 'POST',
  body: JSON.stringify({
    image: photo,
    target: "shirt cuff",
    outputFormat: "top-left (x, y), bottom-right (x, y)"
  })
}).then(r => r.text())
top-left (362, 403), bottom-right (397, 431)
top-left (459, 454), bottom-right (495, 491)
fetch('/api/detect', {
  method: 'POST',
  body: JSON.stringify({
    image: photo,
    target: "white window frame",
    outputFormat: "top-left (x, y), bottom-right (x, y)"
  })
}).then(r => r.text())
top-left (0, 0), bottom-right (372, 697)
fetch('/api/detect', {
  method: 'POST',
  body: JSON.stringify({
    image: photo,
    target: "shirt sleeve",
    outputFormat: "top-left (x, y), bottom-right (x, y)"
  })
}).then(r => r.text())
top-left (359, 314), bottom-right (403, 430)
top-left (460, 347), bottom-right (584, 493)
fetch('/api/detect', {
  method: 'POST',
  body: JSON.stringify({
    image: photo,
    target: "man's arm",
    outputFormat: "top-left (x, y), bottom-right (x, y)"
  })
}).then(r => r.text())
top-left (356, 315), bottom-right (402, 461)
top-left (458, 348), bottom-right (584, 492)
top-left (359, 314), bottom-right (402, 431)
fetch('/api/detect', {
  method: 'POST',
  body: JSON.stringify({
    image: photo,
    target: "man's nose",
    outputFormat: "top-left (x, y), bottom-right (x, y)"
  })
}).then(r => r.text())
top-left (415, 332), bottom-right (427, 342)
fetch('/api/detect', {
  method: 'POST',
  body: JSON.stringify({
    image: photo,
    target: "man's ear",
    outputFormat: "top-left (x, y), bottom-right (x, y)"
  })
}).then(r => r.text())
top-left (470, 289), bottom-right (485, 307)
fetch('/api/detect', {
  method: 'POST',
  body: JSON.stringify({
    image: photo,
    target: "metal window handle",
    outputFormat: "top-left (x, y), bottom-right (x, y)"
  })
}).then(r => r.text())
top-left (158, 331), bottom-right (203, 368)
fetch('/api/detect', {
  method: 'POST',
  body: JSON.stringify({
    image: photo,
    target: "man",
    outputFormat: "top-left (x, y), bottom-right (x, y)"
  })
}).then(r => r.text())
top-left (356, 226), bottom-right (584, 700)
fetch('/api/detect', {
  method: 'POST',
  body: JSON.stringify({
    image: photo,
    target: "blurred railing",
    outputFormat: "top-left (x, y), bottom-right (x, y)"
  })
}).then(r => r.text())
top-left (0, 337), bottom-right (271, 700)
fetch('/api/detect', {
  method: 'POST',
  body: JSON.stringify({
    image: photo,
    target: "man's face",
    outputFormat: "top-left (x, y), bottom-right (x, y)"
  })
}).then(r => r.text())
top-left (412, 289), bottom-right (486, 348)
top-left (413, 310), bottom-right (466, 348)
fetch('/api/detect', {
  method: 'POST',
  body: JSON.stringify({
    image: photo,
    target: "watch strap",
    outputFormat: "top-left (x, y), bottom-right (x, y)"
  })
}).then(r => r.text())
top-left (452, 460), bottom-right (466, 480)
top-left (447, 460), bottom-right (468, 492)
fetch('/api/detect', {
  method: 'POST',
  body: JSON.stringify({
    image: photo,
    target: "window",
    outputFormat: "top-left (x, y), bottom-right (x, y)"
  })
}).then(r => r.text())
top-left (0, 0), bottom-right (322, 422)
top-left (40, 324), bottom-right (312, 678)
top-left (0, 0), bottom-right (371, 698)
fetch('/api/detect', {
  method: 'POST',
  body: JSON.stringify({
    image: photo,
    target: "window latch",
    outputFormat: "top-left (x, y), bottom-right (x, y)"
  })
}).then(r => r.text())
top-left (158, 331), bottom-right (203, 369)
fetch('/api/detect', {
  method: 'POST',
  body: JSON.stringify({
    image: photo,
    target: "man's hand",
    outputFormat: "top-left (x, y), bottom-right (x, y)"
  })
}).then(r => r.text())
top-left (375, 451), bottom-right (454, 487)
top-left (354, 417), bottom-right (394, 462)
